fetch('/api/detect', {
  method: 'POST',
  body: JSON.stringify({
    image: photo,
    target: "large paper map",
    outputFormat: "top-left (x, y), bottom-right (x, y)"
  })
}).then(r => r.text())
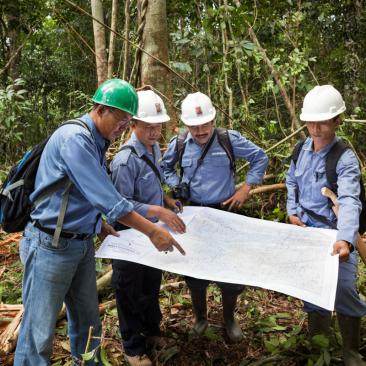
top-left (96, 207), bottom-right (339, 310)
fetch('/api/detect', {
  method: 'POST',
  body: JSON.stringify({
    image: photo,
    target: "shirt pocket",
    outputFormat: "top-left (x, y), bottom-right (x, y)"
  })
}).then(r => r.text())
top-left (311, 166), bottom-right (328, 203)
top-left (204, 156), bottom-right (231, 181)
top-left (138, 170), bottom-right (155, 192)
top-left (211, 156), bottom-right (230, 167)
top-left (181, 158), bottom-right (194, 180)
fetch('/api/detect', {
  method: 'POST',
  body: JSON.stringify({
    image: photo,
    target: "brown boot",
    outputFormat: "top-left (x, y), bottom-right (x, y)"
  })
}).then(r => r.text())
top-left (337, 314), bottom-right (365, 366)
top-left (190, 288), bottom-right (208, 336)
top-left (222, 292), bottom-right (243, 342)
top-left (307, 311), bottom-right (332, 337)
top-left (125, 354), bottom-right (153, 366)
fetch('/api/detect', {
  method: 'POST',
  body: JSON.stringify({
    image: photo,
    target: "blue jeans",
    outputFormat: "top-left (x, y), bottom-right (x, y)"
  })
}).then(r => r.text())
top-left (14, 222), bottom-right (102, 366)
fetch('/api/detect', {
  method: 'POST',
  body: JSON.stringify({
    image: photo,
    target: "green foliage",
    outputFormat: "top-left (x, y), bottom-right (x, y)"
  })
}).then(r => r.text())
top-left (0, 79), bottom-right (32, 165)
top-left (0, 254), bottom-right (22, 304)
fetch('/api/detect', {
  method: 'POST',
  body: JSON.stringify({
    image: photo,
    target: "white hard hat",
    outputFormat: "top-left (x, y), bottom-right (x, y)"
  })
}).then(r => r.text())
top-left (180, 92), bottom-right (216, 126)
top-left (300, 85), bottom-right (346, 122)
top-left (134, 90), bottom-right (170, 123)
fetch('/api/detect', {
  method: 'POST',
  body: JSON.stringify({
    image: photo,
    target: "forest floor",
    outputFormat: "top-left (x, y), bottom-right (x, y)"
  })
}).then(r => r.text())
top-left (1, 231), bottom-right (366, 366)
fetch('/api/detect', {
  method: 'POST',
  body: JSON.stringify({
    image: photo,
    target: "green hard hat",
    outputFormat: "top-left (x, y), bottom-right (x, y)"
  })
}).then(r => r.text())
top-left (92, 79), bottom-right (138, 116)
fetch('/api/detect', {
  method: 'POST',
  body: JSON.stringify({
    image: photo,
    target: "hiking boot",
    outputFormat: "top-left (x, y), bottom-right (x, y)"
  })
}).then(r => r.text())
top-left (337, 314), bottom-right (365, 366)
top-left (146, 335), bottom-right (167, 349)
top-left (190, 288), bottom-right (208, 336)
top-left (222, 292), bottom-right (243, 342)
top-left (307, 311), bottom-right (332, 337)
top-left (125, 354), bottom-right (153, 366)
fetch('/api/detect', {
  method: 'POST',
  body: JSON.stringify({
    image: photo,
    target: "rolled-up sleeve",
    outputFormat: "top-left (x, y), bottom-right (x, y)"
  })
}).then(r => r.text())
top-left (110, 157), bottom-right (150, 218)
top-left (230, 130), bottom-right (268, 185)
top-left (161, 137), bottom-right (180, 188)
top-left (59, 132), bottom-right (134, 223)
top-left (286, 161), bottom-right (299, 216)
top-left (335, 150), bottom-right (361, 245)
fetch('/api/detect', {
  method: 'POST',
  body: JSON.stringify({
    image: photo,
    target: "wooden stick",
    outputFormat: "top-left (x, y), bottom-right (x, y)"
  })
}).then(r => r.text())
top-left (0, 308), bottom-right (23, 355)
top-left (321, 187), bottom-right (366, 265)
top-left (160, 281), bottom-right (185, 291)
top-left (249, 183), bottom-right (286, 195)
top-left (96, 269), bottom-right (112, 292)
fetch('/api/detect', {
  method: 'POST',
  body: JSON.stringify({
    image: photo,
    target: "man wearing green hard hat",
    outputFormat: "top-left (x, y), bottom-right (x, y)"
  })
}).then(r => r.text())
top-left (14, 79), bottom-right (185, 366)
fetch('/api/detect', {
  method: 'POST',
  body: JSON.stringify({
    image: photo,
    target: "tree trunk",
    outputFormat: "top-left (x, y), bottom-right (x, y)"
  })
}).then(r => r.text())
top-left (122, 0), bottom-right (131, 80)
top-left (138, 0), bottom-right (177, 133)
top-left (91, 0), bottom-right (108, 85)
top-left (107, 0), bottom-right (118, 78)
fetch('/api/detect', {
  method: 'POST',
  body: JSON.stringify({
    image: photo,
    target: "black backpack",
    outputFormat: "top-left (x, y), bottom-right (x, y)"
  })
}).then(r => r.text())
top-left (292, 139), bottom-right (366, 234)
top-left (176, 127), bottom-right (235, 174)
top-left (0, 119), bottom-right (90, 233)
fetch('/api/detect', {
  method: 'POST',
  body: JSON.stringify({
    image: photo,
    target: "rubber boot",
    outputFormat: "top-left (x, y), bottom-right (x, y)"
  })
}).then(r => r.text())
top-left (190, 288), bottom-right (208, 336)
top-left (222, 292), bottom-right (243, 342)
top-left (337, 314), bottom-right (364, 366)
top-left (308, 311), bottom-right (332, 337)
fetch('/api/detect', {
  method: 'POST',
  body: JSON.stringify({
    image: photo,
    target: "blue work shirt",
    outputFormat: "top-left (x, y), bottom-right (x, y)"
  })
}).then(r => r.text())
top-left (161, 129), bottom-right (268, 205)
top-left (286, 137), bottom-right (361, 245)
top-left (110, 132), bottom-right (164, 221)
top-left (30, 113), bottom-right (134, 234)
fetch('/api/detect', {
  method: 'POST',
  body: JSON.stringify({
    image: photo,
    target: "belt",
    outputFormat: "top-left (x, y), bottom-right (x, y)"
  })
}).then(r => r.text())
top-left (33, 221), bottom-right (94, 240)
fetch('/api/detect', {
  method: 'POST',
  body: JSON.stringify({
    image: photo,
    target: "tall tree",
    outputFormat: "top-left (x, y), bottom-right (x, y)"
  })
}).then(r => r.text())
top-left (138, 0), bottom-right (176, 131)
top-left (91, 0), bottom-right (108, 85)
top-left (107, 0), bottom-right (118, 78)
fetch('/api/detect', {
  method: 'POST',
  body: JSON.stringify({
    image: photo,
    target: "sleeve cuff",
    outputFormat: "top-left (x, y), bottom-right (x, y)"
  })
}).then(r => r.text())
top-left (134, 203), bottom-right (150, 218)
top-left (105, 199), bottom-right (134, 224)
top-left (336, 231), bottom-right (357, 250)
top-left (245, 175), bottom-right (263, 185)
top-left (287, 209), bottom-right (298, 216)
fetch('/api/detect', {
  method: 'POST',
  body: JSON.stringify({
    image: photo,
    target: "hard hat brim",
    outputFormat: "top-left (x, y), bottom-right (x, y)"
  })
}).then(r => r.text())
top-left (133, 114), bottom-right (170, 123)
top-left (300, 107), bottom-right (346, 122)
top-left (180, 110), bottom-right (216, 126)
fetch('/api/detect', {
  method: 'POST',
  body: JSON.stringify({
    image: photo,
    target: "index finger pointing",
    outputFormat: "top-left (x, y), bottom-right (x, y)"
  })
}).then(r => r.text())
top-left (172, 239), bottom-right (186, 255)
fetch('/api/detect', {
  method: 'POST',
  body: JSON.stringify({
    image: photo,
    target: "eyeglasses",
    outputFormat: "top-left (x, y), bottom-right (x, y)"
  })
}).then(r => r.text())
top-left (108, 108), bottom-right (132, 128)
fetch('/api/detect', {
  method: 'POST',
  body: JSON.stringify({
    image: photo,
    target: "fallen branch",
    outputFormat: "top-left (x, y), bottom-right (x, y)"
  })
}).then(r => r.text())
top-left (99, 300), bottom-right (116, 315)
top-left (160, 281), bottom-right (185, 291)
top-left (0, 234), bottom-right (22, 247)
top-left (0, 308), bottom-right (23, 355)
top-left (0, 304), bottom-right (23, 312)
top-left (247, 355), bottom-right (285, 366)
top-left (96, 268), bottom-right (112, 292)
top-left (249, 183), bottom-right (286, 195)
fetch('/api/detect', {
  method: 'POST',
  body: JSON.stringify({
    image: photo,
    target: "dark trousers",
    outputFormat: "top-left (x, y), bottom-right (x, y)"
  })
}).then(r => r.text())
top-left (112, 260), bottom-right (162, 356)
top-left (185, 276), bottom-right (244, 295)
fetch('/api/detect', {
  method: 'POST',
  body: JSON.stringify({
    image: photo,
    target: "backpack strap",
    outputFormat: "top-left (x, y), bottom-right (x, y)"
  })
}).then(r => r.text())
top-left (325, 140), bottom-right (349, 194)
top-left (291, 140), bottom-right (306, 167)
top-left (291, 140), bottom-right (305, 204)
top-left (120, 145), bottom-right (162, 182)
top-left (216, 128), bottom-right (235, 173)
top-left (175, 131), bottom-right (189, 180)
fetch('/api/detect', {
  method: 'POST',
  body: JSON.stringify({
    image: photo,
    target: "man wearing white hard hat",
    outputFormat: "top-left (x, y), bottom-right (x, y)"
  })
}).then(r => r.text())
top-left (110, 89), bottom-right (186, 366)
top-left (162, 92), bottom-right (268, 342)
top-left (286, 85), bottom-right (366, 365)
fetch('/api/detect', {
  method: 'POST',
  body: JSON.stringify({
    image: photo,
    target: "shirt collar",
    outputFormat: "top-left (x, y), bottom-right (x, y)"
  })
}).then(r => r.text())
top-left (83, 113), bottom-right (110, 151)
top-left (303, 136), bottom-right (339, 157)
